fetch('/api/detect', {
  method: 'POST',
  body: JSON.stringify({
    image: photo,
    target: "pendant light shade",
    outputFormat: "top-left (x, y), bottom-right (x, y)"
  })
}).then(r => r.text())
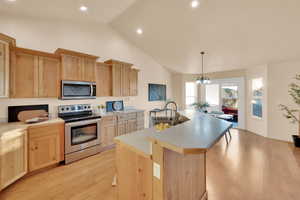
top-left (196, 51), bottom-right (211, 84)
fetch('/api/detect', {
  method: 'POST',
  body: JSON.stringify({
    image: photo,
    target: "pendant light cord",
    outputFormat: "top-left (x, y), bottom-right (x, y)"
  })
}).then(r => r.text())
top-left (201, 51), bottom-right (205, 77)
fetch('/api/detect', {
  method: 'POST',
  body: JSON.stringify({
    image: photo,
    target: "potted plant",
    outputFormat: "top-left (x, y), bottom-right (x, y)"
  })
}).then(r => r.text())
top-left (192, 101), bottom-right (210, 113)
top-left (279, 74), bottom-right (300, 147)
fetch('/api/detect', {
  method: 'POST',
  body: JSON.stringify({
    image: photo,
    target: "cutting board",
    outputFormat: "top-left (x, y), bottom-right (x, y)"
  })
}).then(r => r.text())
top-left (17, 110), bottom-right (48, 122)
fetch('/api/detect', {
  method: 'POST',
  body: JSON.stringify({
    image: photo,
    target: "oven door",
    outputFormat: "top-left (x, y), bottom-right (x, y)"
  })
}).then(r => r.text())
top-left (61, 81), bottom-right (95, 100)
top-left (65, 119), bottom-right (101, 154)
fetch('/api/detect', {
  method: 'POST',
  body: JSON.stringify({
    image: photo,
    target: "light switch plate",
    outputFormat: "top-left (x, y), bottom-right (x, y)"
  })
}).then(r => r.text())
top-left (153, 162), bottom-right (160, 179)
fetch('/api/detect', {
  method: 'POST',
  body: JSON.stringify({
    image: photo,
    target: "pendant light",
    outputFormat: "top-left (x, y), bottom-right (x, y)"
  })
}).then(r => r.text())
top-left (196, 51), bottom-right (211, 84)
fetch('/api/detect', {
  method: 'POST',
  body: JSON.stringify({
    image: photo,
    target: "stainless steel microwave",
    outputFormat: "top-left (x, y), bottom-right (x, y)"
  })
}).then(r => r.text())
top-left (61, 81), bottom-right (96, 100)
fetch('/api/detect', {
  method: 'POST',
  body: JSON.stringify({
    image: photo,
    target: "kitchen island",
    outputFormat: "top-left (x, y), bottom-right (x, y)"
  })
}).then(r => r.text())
top-left (114, 110), bottom-right (232, 200)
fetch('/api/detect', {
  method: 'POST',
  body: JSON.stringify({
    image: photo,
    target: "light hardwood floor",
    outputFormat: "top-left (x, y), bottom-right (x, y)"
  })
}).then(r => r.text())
top-left (1, 129), bottom-right (300, 200)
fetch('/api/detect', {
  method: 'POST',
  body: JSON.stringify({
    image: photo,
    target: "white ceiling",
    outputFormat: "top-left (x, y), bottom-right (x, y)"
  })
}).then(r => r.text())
top-left (0, 0), bottom-right (137, 24)
top-left (111, 0), bottom-right (300, 73)
top-left (2, 0), bottom-right (300, 74)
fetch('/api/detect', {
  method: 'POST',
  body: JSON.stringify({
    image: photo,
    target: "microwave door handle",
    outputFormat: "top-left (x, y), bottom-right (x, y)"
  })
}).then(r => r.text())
top-left (91, 85), bottom-right (93, 97)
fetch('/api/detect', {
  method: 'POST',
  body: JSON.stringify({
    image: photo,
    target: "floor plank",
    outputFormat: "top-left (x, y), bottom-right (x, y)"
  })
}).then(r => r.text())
top-left (1, 129), bottom-right (300, 200)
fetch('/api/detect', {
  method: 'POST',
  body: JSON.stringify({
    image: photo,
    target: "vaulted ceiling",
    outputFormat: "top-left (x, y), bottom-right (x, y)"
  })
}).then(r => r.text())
top-left (111, 0), bottom-right (300, 73)
top-left (0, 0), bottom-right (137, 24)
top-left (1, 0), bottom-right (300, 74)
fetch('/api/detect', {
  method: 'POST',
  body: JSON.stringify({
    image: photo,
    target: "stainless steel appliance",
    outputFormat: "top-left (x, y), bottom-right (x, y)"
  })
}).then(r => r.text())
top-left (58, 104), bottom-right (101, 164)
top-left (61, 80), bottom-right (96, 100)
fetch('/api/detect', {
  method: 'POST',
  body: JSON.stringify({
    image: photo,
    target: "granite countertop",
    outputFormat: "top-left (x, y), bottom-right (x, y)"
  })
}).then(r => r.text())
top-left (0, 118), bottom-right (64, 137)
top-left (115, 109), bottom-right (232, 156)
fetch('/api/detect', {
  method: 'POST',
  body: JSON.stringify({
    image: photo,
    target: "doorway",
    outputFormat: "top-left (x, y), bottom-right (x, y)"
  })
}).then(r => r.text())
top-left (201, 77), bottom-right (245, 129)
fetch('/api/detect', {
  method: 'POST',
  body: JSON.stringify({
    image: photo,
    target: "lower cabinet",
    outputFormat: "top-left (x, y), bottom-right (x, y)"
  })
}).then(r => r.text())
top-left (28, 123), bottom-right (64, 172)
top-left (0, 130), bottom-right (27, 191)
top-left (117, 122), bottom-right (127, 137)
top-left (101, 116), bottom-right (117, 147)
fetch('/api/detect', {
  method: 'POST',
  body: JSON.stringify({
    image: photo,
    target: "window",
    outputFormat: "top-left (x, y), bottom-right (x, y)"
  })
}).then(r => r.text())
top-left (251, 78), bottom-right (263, 118)
top-left (221, 85), bottom-right (238, 109)
top-left (185, 82), bottom-right (197, 107)
top-left (205, 84), bottom-right (219, 106)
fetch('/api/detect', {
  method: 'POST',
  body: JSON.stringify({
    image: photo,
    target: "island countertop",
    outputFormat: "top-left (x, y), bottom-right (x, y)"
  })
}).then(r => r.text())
top-left (115, 109), bottom-right (232, 156)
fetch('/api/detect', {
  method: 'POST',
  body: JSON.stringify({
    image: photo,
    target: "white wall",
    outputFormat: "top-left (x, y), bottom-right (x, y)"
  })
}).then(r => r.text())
top-left (268, 61), bottom-right (300, 141)
top-left (246, 65), bottom-right (268, 137)
top-left (0, 13), bottom-right (172, 124)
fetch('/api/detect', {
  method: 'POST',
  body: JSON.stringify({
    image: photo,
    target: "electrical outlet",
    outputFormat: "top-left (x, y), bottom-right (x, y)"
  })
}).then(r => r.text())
top-left (153, 162), bottom-right (160, 179)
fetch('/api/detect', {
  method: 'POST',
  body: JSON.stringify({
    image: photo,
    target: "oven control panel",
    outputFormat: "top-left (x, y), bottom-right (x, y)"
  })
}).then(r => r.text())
top-left (58, 104), bottom-right (92, 114)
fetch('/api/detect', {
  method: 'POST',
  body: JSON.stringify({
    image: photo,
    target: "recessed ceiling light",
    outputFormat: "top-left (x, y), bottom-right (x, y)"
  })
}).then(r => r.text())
top-left (6, 0), bottom-right (17, 2)
top-left (136, 28), bottom-right (143, 35)
top-left (191, 0), bottom-right (199, 8)
top-left (80, 6), bottom-right (88, 12)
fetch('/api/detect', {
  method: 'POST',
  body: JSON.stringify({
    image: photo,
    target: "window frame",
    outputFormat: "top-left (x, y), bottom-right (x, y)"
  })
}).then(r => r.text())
top-left (185, 82), bottom-right (198, 108)
top-left (251, 78), bottom-right (263, 119)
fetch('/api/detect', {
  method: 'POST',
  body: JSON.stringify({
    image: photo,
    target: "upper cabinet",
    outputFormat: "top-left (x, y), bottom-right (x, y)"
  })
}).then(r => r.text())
top-left (0, 33), bottom-right (16, 98)
top-left (10, 48), bottom-right (60, 98)
top-left (55, 48), bottom-right (98, 82)
top-left (105, 60), bottom-right (138, 97)
top-left (96, 62), bottom-right (112, 97)
top-left (130, 68), bottom-right (139, 96)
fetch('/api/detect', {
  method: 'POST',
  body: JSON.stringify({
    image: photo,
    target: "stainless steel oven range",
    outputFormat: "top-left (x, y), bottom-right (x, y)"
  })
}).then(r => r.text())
top-left (58, 104), bottom-right (101, 164)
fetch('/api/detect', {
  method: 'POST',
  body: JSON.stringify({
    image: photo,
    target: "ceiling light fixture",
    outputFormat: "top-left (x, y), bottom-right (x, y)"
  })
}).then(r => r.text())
top-left (6, 0), bottom-right (17, 2)
top-left (136, 28), bottom-right (143, 35)
top-left (191, 0), bottom-right (199, 8)
top-left (196, 52), bottom-right (211, 84)
top-left (80, 6), bottom-right (88, 12)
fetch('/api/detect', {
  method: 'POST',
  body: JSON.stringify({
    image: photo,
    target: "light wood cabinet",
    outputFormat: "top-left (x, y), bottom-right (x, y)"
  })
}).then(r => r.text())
top-left (0, 33), bottom-right (15, 98)
top-left (10, 48), bottom-right (60, 98)
top-left (0, 130), bottom-right (27, 191)
top-left (105, 60), bottom-right (134, 97)
top-left (10, 51), bottom-right (38, 98)
top-left (28, 123), bottom-right (64, 172)
top-left (130, 69), bottom-right (138, 96)
top-left (112, 63), bottom-right (122, 96)
top-left (55, 48), bottom-right (98, 82)
top-left (38, 56), bottom-right (60, 97)
top-left (101, 116), bottom-right (117, 147)
top-left (121, 65), bottom-right (131, 96)
top-left (83, 58), bottom-right (96, 82)
top-left (117, 121), bottom-right (127, 136)
top-left (61, 54), bottom-right (82, 81)
top-left (127, 119), bottom-right (137, 133)
top-left (96, 62), bottom-right (112, 96)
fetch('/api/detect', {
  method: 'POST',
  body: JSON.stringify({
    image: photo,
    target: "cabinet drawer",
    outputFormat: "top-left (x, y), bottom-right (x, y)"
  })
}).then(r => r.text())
top-left (118, 114), bottom-right (128, 121)
top-left (127, 113), bottom-right (137, 120)
top-left (102, 116), bottom-right (117, 125)
top-left (29, 123), bottom-right (63, 139)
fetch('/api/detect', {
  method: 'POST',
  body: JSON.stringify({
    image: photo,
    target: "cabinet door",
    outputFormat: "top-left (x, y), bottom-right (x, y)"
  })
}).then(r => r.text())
top-left (10, 52), bottom-right (39, 98)
top-left (0, 41), bottom-right (9, 97)
top-left (130, 69), bottom-right (138, 96)
top-left (127, 119), bottom-right (137, 134)
top-left (96, 63), bottom-right (112, 96)
top-left (101, 123), bottom-right (117, 147)
top-left (0, 130), bottom-right (27, 191)
top-left (38, 56), bottom-right (60, 97)
top-left (82, 58), bottom-right (96, 82)
top-left (61, 54), bottom-right (83, 81)
top-left (112, 64), bottom-right (122, 96)
top-left (121, 65), bottom-right (131, 96)
top-left (28, 125), bottom-right (62, 172)
top-left (117, 122), bottom-right (127, 136)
